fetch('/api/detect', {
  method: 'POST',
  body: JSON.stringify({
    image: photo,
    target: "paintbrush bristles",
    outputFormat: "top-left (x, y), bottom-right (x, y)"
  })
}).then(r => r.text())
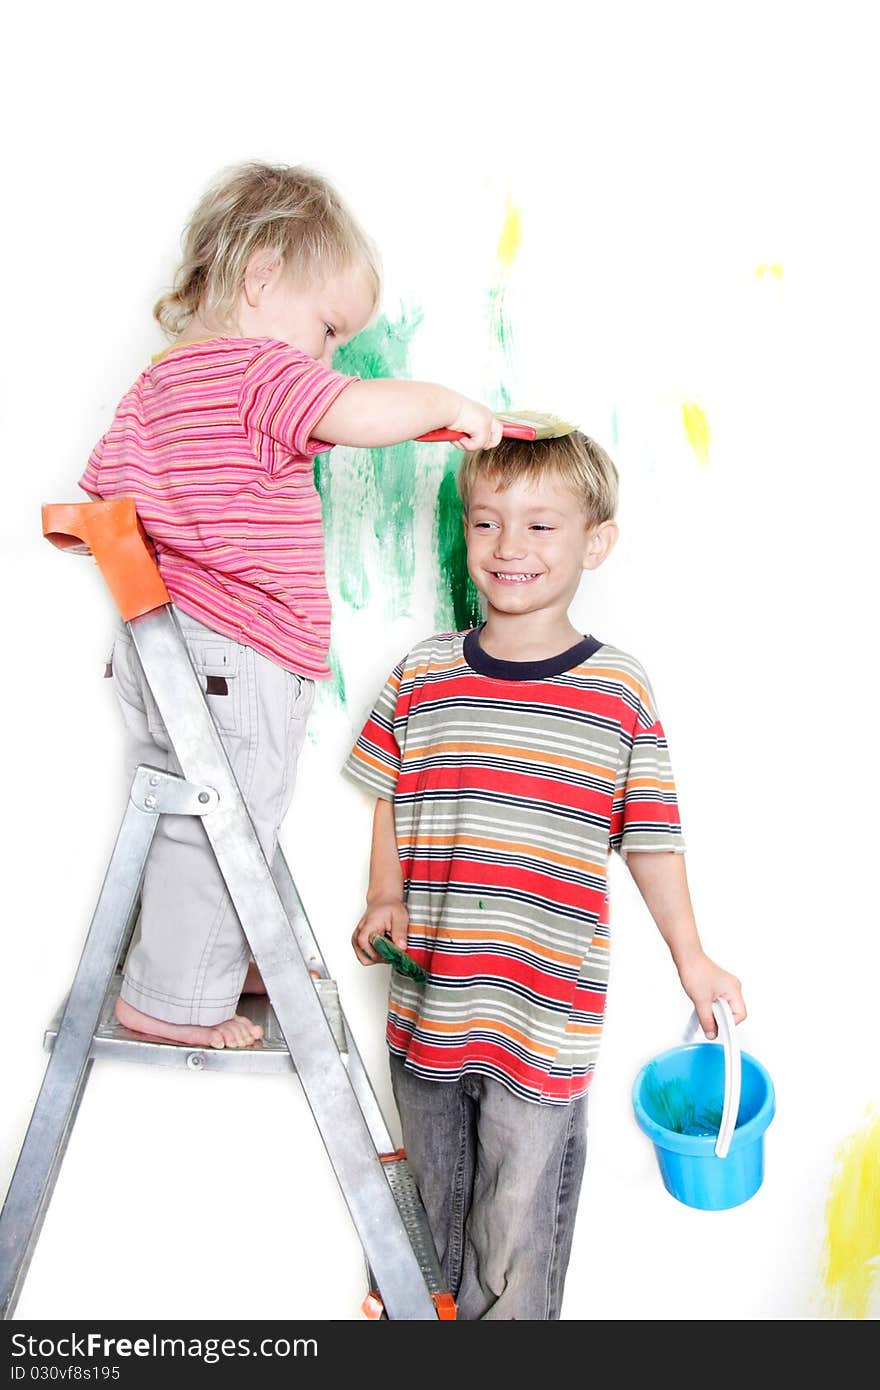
top-left (498, 410), bottom-right (579, 440)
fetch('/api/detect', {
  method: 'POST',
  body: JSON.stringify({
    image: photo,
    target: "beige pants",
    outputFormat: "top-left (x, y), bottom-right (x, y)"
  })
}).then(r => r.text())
top-left (110, 609), bottom-right (315, 1025)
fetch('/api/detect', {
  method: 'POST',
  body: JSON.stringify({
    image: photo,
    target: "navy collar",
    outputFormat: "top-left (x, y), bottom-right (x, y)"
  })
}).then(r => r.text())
top-left (463, 627), bottom-right (602, 681)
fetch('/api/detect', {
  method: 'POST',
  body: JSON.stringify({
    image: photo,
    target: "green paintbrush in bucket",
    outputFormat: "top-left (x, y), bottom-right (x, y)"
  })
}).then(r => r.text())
top-left (640, 1068), bottom-right (724, 1138)
top-left (632, 999), bottom-right (776, 1210)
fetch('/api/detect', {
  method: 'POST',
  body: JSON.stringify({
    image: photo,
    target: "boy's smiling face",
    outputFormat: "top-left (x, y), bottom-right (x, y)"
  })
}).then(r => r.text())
top-left (464, 471), bottom-right (615, 626)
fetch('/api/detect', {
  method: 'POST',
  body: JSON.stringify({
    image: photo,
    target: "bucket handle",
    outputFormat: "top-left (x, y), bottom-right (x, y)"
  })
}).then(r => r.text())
top-left (683, 998), bottom-right (741, 1159)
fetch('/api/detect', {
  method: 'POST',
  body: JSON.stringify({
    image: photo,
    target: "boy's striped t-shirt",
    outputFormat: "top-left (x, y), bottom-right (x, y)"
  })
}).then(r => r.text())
top-left (343, 629), bottom-right (685, 1106)
top-left (79, 337), bottom-right (357, 679)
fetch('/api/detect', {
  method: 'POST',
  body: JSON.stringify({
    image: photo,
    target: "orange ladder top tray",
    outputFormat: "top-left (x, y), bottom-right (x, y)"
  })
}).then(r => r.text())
top-left (42, 498), bottom-right (170, 621)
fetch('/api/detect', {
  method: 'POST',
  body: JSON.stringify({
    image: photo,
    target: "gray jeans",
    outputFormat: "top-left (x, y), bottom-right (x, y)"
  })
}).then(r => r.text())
top-left (389, 1053), bottom-right (588, 1320)
top-left (110, 609), bottom-right (314, 1025)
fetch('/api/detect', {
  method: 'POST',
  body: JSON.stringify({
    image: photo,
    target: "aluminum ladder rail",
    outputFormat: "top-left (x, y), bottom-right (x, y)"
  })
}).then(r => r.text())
top-left (0, 497), bottom-right (453, 1322)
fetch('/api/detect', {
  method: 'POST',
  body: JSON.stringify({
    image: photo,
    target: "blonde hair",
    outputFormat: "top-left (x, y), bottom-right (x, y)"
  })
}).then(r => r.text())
top-left (457, 431), bottom-right (619, 524)
top-left (154, 162), bottom-right (382, 336)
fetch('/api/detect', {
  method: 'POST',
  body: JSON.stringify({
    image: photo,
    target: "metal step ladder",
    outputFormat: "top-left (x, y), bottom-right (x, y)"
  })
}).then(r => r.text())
top-left (0, 497), bottom-right (453, 1322)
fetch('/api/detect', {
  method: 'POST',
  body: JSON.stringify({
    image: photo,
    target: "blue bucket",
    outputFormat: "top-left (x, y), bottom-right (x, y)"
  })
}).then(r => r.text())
top-left (632, 1001), bottom-right (775, 1211)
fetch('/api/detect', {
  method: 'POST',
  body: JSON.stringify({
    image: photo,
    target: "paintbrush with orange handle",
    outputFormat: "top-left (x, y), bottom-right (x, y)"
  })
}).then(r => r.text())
top-left (416, 409), bottom-right (577, 444)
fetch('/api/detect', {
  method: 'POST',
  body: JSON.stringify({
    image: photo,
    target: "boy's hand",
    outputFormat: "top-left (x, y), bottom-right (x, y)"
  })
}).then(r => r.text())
top-left (677, 951), bottom-right (746, 1039)
top-left (448, 397), bottom-right (504, 451)
top-left (352, 899), bottom-right (410, 965)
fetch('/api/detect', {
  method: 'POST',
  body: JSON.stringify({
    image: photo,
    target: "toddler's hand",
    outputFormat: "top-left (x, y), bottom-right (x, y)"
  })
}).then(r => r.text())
top-left (677, 952), bottom-right (746, 1039)
top-left (449, 397), bottom-right (504, 451)
top-left (352, 900), bottom-right (410, 965)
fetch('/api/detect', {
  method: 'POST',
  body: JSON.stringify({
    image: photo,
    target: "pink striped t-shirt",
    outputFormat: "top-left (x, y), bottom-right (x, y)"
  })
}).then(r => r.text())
top-left (79, 337), bottom-right (357, 679)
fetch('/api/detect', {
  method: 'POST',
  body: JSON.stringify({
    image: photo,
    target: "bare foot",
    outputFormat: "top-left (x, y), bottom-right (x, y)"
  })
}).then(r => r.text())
top-left (241, 961), bottom-right (267, 994)
top-left (115, 996), bottom-right (263, 1048)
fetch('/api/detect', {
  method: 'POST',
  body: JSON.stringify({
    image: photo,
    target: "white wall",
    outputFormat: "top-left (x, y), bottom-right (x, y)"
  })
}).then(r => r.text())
top-left (1, 0), bottom-right (877, 1321)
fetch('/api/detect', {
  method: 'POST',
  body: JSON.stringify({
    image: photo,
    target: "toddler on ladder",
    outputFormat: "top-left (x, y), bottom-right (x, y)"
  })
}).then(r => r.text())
top-left (80, 161), bottom-right (502, 1048)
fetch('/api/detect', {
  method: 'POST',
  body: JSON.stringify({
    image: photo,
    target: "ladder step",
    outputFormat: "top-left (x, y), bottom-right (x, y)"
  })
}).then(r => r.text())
top-left (42, 974), bottom-right (347, 1075)
top-left (380, 1157), bottom-right (446, 1293)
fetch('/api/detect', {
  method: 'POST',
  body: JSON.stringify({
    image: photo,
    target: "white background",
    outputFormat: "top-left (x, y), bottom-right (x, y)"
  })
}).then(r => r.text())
top-left (1, 0), bottom-right (877, 1321)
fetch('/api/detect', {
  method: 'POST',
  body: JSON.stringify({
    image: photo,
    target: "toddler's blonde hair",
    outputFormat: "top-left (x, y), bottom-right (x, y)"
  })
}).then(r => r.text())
top-left (154, 162), bottom-right (381, 336)
top-left (457, 431), bottom-right (619, 525)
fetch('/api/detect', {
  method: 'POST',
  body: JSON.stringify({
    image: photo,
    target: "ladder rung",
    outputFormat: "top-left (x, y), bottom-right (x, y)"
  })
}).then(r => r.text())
top-left (380, 1156), bottom-right (446, 1293)
top-left (42, 974), bottom-right (347, 1075)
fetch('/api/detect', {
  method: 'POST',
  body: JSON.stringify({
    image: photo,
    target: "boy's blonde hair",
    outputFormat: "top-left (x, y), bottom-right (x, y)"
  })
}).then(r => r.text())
top-left (154, 162), bottom-right (382, 336)
top-left (457, 431), bottom-right (619, 524)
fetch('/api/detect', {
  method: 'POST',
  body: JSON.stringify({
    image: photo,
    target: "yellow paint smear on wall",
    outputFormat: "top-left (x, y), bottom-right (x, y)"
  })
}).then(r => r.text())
top-left (681, 401), bottom-right (711, 468)
top-left (496, 197), bottom-right (522, 268)
top-left (756, 262), bottom-right (784, 281)
top-left (822, 1109), bottom-right (880, 1320)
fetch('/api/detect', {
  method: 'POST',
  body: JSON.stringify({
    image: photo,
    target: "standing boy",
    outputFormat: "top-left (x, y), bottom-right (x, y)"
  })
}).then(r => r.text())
top-left (344, 431), bottom-right (745, 1319)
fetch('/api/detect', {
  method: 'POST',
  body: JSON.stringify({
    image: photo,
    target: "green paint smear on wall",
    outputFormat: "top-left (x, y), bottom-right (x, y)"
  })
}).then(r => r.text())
top-left (432, 197), bottom-right (522, 629)
top-left (314, 308), bottom-right (425, 702)
top-left (487, 286), bottom-right (514, 364)
top-left (486, 288), bottom-right (514, 411)
top-left (435, 469), bottom-right (482, 631)
top-left (314, 445), bottom-right (372, 612)
top-left (328, 646), bottom-right (346, 705)
top-left (331, 307), bottom-right (424, 611)
top-left (315, 195), bottom-right (522, 704)
top-left (333, 309), bottom-right (421, 380)
top-left (313, 448), bottom-right (333, 543)
top-left (308, 645), bottom-right (347, 736)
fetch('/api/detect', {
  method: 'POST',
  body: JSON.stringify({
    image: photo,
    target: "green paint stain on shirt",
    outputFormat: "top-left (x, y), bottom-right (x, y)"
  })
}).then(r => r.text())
top-left (435, 468), bottom-right (482, 631)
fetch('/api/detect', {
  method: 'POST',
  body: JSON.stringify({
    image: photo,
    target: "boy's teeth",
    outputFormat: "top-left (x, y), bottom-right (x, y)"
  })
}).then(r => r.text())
top-left (494, 572), bottom-right (537, 582)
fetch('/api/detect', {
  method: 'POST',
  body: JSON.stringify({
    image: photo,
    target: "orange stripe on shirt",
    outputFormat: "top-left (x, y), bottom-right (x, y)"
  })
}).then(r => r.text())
top-left (403, 741), bottom-right (614, 778)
